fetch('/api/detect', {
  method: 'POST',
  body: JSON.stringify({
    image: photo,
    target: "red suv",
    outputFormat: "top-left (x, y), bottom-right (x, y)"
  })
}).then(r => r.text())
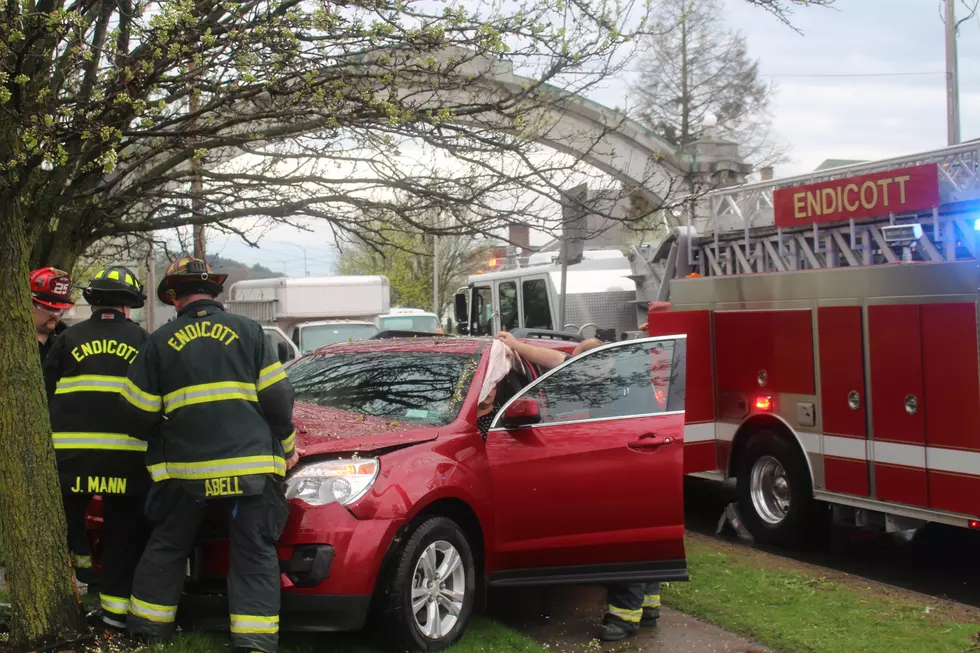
top-left (97, 334), bottom-right (689, 651)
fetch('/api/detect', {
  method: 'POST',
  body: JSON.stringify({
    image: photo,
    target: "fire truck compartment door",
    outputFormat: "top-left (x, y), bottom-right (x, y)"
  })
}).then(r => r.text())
top-left (920, 302), bottom-right (980, 518)
top-left (868, 304), bottom-right (927, 508)
top-left (817, 306), bottom-right (869, 497)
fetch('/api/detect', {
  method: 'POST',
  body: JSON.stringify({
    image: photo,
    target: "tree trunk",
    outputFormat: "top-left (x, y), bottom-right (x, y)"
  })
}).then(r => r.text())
top-left (0, 209), bottom-right (83, 647)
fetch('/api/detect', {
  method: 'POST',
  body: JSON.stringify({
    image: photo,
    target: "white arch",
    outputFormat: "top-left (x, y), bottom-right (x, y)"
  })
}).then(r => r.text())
top-left (114, 49), bottom-right (689, 208)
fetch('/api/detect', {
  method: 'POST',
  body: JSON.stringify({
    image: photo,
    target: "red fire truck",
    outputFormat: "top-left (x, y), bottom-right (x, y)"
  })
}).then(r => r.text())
top-left (456, 141), bottom-right (980, 545)
top-left (646, 144), bottom-right (980, 544)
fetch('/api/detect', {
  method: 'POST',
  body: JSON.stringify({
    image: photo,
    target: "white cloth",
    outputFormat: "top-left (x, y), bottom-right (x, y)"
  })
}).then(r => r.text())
top-left (478, 340), bottom-right (519, 404)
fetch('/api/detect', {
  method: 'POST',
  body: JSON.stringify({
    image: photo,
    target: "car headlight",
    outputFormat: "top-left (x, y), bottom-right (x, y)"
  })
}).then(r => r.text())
top-left (285, 458), bottom-right (379, 506)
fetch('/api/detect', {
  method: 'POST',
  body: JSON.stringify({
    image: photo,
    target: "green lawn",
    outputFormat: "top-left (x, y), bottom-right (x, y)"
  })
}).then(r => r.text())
top-left (146, 618), bottom-right (546, 653)
top-left (664, 537), bottom-right (980, 653)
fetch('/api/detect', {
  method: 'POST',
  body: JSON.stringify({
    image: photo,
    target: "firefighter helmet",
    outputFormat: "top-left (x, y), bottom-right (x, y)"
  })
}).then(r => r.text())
top-left (157, 256), bottom-right (228, 306)
top-left (83, 265), bottom-right (147, 308)
top-left (30, 267), bottom-right (74, 310)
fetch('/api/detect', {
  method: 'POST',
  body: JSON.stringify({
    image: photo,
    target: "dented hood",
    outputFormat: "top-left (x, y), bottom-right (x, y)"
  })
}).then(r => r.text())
top-left (293, 402), bottom-right (439, 456)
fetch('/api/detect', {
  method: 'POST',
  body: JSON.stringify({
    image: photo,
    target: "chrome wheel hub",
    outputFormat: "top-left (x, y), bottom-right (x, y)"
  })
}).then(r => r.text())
top-left (411, 540), bottom-right (465, 640)
top-left (750, 455), bottom-right (792, 525)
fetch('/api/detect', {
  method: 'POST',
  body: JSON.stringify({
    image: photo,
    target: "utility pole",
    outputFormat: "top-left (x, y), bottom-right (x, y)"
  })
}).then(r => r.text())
top-left (146, 241), bottom-right (157, 330)
top-left (945, 0), bottom-right (961, 146)
top-left (189, 63), bottom-right (206, 258)
top-left (432, 211), bottom-right (441, 316)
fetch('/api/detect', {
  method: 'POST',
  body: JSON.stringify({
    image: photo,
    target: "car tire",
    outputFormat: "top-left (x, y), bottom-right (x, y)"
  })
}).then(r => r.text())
top-left (735, 430), bottom-right (814, 547)
top-left (380, 516), bottom-right (476, 652)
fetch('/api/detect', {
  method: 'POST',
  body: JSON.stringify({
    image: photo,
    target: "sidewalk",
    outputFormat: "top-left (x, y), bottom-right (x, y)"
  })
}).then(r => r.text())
top-left (491, 585), bottom-right (771, 652)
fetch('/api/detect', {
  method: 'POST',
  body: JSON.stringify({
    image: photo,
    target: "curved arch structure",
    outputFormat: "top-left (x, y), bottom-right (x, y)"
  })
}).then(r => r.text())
top-left (116, 48), bottom-right (742, 214)
top-left (368, 49), bottom-right (692, 206)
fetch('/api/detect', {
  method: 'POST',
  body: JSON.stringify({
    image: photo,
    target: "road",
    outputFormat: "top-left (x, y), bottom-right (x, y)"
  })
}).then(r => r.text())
top-left (683, 476), bottom-right (980, 608)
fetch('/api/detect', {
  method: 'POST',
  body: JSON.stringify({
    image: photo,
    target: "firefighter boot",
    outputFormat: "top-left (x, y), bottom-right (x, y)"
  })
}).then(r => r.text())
top-left (600, 582), bottom-right (648, 641)
top-left (641, 583), bottom-right (661, 628)
top-left (599, 615), bottom-right (640, 642)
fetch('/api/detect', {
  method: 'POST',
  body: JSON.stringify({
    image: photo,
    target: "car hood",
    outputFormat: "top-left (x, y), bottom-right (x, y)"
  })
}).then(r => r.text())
top-left (293, 402), bottom-right (439, 455)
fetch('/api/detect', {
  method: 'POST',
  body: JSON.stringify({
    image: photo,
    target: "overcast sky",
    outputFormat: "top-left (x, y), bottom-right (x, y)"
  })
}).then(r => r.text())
top-left (208, 0), bottom-right (980, 274)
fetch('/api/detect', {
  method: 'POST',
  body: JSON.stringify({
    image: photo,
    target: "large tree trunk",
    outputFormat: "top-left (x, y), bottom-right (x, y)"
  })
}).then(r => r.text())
top-left (0, 209), bottom-right (83, 647)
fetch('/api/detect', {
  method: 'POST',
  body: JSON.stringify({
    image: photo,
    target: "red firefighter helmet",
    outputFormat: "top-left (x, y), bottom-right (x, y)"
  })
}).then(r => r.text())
top-left (157, 256), bottom-right (228, 306)
top-left (30, 267), bottom-right (74, 310)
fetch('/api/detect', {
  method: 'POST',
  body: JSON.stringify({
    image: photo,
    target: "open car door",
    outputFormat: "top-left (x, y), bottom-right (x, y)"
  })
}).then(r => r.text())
top-left (484, 336), bottom-right (688, 586)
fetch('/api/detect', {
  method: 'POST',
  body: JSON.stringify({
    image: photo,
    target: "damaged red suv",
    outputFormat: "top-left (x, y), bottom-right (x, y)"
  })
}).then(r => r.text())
top-left (113, 334), bottom-right (688, 651)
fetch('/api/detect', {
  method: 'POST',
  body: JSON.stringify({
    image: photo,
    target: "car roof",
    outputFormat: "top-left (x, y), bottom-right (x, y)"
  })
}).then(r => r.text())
top-left (308, 336), bottom-right (575, 356)
top-left (380, 308), bottom-right (436, 316)
top-left (299, 320), bottom-right (377, 327)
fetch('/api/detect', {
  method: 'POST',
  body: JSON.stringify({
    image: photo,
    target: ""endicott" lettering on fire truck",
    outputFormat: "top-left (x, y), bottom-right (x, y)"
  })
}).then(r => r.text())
top-left (773, 163), bottom-right (940, 228)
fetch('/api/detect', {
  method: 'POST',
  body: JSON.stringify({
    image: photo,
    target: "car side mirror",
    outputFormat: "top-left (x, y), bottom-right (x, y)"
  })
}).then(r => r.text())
top-left (500, 397), bottom-right (541, 429)
top-left (277, 341), bottom-right (292, 364)
top-left (454, 292), bottom-right (468, 323)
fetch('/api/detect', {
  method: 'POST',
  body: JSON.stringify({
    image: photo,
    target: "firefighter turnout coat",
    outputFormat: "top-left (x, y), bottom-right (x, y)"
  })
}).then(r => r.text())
top-left (43, 308), bottom-right (151, 494)
top-left (121, 299), bottom-right (296, 497)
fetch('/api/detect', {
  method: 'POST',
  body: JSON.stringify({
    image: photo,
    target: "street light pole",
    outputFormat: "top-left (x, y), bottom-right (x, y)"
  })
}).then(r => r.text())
top-left (945, 0), bottom-right (961, 146)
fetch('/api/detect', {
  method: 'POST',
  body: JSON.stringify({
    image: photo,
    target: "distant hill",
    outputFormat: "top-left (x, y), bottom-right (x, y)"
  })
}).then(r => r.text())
top-left (153, 254), bottom-right (283, 302)
top-left (154, 255), bottom-right (281, 279)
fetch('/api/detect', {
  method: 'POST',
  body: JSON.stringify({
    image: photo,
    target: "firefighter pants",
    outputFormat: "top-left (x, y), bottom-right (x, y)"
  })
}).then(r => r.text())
top-left (61, 492), bottom-right (95, 585)
top-left (605, 582), bottom-right (661, 630)
top-left (127, 478), bottom-right (288, 653)
top-left (62, 492), bottom-right (149, 624)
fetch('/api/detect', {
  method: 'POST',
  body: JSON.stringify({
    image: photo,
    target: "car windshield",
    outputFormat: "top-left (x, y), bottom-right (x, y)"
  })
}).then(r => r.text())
top-left (299, 324), bottom-right (379, 353)
top-left (378, 316), bottom-right (441, 333)
top-left (287, 352), bottom-right (479, 425)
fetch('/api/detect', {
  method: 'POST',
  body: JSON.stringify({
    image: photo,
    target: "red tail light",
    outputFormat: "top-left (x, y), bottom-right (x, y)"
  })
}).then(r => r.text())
top-left (755, 395), bottom-right (773, 411)
top-left (969, 519), bottom-right (980, 529)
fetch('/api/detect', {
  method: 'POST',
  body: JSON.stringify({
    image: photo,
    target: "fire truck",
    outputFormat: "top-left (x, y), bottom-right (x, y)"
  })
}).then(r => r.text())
top-left (456, 141), bottom-right (980, 545)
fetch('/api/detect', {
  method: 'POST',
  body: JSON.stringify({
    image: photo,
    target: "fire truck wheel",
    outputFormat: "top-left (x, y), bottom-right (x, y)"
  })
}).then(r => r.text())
top-left (735, 431), bottom-right (813, 546)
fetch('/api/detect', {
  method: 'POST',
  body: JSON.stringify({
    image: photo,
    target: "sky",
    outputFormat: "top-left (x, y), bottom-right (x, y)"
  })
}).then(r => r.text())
top-left (207, 0), bottom-right (980, 275)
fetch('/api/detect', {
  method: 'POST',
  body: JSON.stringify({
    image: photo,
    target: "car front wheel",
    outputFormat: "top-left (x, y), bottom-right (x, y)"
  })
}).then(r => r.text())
top-left (381, 516), bottom-right (476, 651)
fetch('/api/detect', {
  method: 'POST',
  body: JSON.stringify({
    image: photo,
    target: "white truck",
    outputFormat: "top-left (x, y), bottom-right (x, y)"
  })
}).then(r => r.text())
top-left (226, 275), bottom-right (391, 363)
top-left (453, 249), bottom-right (645, 340)
top-left (376, 307), bottom-right (444, 334)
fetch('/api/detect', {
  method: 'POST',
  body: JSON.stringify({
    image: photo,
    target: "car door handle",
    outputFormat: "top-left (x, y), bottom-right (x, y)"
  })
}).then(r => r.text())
top-left (628, 433), bottom-right (673, 451)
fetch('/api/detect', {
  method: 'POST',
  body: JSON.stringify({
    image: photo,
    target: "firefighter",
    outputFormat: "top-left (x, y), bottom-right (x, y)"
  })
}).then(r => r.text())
top-left (121, 257), bottom-right (299, 653)
top-left (30, 266), bottom-right (74, 361)
top-left (42, 265), bottom-right (152, 627)
top-left (495, 331), bottom-right (661, 642)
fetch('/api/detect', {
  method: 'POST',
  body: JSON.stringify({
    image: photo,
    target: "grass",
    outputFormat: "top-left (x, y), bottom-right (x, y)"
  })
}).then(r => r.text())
top-left (144, 618), bottom-right (546, 653)
top-left (664, 538), bottom-right (980, 653)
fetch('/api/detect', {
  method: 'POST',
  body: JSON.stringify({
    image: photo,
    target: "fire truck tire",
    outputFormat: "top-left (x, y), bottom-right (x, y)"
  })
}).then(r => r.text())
top-left (735, 431), bottom-right (814, 546)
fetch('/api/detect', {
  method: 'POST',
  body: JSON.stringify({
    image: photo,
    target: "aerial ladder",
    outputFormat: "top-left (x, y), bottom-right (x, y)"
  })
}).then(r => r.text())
top-left (630, 140), bottom-right (980, 306)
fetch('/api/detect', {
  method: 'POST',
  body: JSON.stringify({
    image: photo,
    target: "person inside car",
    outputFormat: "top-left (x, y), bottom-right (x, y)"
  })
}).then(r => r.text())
top-left (475, 339), bottom-right (523, 436)
top-left (495, 331), bottom-right (602, 371)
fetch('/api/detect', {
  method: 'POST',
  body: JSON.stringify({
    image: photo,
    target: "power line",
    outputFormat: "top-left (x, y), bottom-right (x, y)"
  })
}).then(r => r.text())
top-left (557, 67), bottom-right (946, 78)
top-left (765, 71), bottom-right (945, 79)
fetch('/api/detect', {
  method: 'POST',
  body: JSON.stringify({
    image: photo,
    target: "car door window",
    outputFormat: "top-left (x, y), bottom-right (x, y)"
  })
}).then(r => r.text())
top-left (493, 338), bottom-right (685, 427)
top-left (265, 328), bottom-right (296, 364)
top-left (522, 278), bottom-right (552, 330)
top-left (472, 286), bottom-right (493, 336)
top-left (498, 281), bottom-right (519, 332)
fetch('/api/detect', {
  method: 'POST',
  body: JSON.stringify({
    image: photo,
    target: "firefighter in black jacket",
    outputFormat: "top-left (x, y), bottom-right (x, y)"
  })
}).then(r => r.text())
top-left (42, 265), bottom-right (151, 628)
top-left (121, 257), bottom-right (298, 653)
